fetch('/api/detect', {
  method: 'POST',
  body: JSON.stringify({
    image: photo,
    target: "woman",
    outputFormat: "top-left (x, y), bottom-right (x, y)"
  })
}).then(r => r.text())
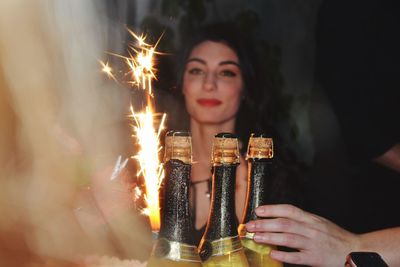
top-left (175, 23), bottom-right (266, 244)
top-left (172, 23), bottom-right (302, 244)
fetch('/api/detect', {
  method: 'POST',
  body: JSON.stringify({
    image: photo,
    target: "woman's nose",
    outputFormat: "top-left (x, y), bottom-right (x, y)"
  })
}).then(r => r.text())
top-left (203, 73), bottom-right (217, 91)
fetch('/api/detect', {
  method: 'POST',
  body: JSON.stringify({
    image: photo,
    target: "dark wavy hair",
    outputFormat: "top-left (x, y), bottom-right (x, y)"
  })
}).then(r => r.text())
top-left (174, 22), bottom-right (305, 206)
top-left (176, 22), bottom-right (274, 152)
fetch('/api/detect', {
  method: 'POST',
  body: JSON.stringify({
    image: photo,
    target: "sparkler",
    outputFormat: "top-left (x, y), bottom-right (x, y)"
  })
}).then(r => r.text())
top-left (101, 30), bottom-right (166, 232)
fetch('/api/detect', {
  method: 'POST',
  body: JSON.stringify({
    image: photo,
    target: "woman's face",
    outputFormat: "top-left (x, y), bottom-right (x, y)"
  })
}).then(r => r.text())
top-left (182, 41), bottom-right (243, 126)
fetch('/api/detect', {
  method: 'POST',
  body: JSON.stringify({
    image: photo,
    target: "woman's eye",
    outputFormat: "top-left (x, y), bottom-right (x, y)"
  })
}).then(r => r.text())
top-left (220, 70), bottom-right (237, 77)
top-left (188, 68), bottom-right (204, 75)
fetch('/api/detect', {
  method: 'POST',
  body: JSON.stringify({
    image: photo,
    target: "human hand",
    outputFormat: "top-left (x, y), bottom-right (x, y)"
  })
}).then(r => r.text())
top-left (245, 204), bottom-right (360, 267)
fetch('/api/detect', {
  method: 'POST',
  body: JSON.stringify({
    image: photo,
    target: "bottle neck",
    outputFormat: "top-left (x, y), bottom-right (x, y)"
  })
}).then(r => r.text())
top-left (242, 158), bottom-right (273, 223)
top-left (159, 159), bottom-right (195, 245)
top-left (203, 164), bottom-right (238, 240)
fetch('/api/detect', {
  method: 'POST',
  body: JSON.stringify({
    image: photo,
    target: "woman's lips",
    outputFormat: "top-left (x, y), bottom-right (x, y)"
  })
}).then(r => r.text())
top-left (197, 98), bottom-right (222, 107)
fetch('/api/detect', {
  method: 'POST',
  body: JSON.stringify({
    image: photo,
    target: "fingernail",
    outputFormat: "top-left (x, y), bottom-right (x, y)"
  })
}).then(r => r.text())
top-left (255, 206), bottom-right (265, 215)
top-left (246, 221), bottom-right (254, 229)
top-left (253, 234), bottom-right (265, 242)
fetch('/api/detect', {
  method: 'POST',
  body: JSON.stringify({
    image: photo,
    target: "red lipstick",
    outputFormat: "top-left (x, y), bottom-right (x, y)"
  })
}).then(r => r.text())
top-left (197, 98), bottom-right (222, 107)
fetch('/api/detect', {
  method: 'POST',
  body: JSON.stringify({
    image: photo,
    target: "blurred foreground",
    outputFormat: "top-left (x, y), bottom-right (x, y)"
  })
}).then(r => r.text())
top-left (0, 1), bottom-right (152, 266)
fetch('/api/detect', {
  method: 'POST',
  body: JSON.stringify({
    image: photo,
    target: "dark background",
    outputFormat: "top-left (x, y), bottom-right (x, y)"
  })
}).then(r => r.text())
top-left (107, 0), bottom-right (324, 161)
top-left (105, 0), bottom-right (380, 233)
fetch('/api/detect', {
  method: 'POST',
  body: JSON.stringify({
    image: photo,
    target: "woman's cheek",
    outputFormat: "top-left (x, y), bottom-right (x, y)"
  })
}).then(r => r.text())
top-left (227, 93), bottom-right (242, 113)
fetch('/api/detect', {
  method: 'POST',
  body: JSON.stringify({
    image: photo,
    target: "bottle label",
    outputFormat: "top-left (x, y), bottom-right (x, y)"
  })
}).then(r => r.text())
top-left (199, 235), bottom-right (242, 261)
top-left (153, 238), bottom-right (201, 262)
top-left (247, 136), bottom-right (273, 159)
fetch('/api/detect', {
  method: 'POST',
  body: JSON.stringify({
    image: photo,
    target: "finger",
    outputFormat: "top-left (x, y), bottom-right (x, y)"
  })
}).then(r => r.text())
top-left (255, 204), bottom-right (321, 224)
top-left (253, 232), bottom-right (309, 249)
top-left (246, 218), bottom-right (315, 238)
top-left (269, 250), bottom-right (311, 266)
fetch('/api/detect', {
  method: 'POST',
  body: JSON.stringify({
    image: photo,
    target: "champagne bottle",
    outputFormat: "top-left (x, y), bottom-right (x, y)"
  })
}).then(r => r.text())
top-left (147, 131), bottom-right (202, 267)
top-left (198, 133), bottom-right (249, 267)
top-left (238, 134), bottom-right (282, 267)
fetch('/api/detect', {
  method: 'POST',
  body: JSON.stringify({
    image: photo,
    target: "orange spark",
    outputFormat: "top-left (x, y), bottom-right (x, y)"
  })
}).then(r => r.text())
top-left (99, 60), bottom-right (117, 82)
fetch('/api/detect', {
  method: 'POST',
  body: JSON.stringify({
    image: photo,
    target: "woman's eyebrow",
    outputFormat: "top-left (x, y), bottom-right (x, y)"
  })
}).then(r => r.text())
top-left (186, 58), bottom-right (206, 65)
top-left (187, 58), bottom-right (240, 68)
top-left (219, 60), bottom-right (240, 67)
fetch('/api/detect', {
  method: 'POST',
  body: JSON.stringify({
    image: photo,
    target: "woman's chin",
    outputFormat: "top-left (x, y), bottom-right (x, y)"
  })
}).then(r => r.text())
top-left (192, 117), bottom-right (235, 127)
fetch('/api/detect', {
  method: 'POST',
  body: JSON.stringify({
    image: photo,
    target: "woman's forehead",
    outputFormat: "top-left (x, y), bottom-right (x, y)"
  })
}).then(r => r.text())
top-left (188, 40), bottom-right (239, 62)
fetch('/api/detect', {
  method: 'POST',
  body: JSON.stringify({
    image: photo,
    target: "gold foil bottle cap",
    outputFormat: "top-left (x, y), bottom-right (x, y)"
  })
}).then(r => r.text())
top-left (247, 133), bottom-right (274, 159)
top-left (164, 131), bottom-right (192, 164)
top-left (212, 133), bottom-right (240, 165)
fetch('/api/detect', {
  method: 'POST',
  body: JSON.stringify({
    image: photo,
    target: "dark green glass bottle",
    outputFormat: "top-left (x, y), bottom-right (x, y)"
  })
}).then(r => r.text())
top-left (238, 134), bottom-right (282, 267)
top-left (198, 133), bottom-right (249, 267)
top-left (148, 131), bottom-right (202, 267)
